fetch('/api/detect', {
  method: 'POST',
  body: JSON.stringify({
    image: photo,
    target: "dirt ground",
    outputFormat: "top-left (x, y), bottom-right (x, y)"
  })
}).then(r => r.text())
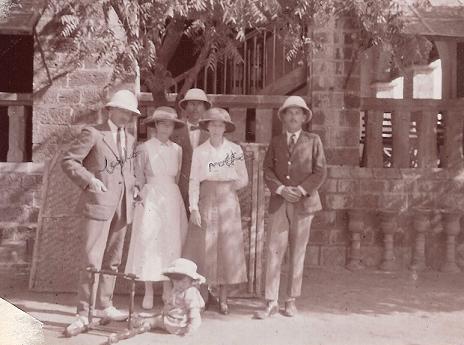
top-left (2, 267), bottom-right (464, 345)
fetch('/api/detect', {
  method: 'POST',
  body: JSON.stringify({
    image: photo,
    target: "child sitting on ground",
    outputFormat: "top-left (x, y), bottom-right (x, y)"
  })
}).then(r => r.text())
top-left (133, 258), bottom-right (205, 336)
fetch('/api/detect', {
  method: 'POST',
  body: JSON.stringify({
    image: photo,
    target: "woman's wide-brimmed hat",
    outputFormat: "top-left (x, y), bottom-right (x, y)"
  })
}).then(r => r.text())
top-left (199, 107), bottom-right (236, 133)
top-left (143, 106), bottom-right (185, 129)
top-left (278, 96), bottom-right (312, 122)
top-left (178, 88), bottom-right (212, 110)
top-left (162, 258), bottom-right (206, 284)
top-left (105, 89), bottom-right (141, 115)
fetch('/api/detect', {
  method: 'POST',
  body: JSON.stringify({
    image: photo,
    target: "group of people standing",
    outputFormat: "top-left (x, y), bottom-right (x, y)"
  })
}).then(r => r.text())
top-left (61, 87), bottom-right (327, 337)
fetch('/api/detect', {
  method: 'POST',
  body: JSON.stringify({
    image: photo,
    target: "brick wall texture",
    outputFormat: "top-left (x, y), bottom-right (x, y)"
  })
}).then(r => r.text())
top-left (309, 166), bottom-right (464, 270)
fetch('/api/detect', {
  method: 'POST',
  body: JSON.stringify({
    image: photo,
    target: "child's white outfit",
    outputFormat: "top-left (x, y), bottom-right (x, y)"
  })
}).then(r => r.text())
top-left (162, 282), bottom-right (205, 335)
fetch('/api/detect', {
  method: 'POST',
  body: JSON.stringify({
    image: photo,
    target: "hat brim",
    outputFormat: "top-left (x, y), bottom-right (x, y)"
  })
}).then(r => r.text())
top-left (144, 118), bottom-right (185, 129)
top-left (105, 103), bottom-right (141, 116)
top-left (199, 120), bottom-right (235, 133)
top-left (163, 269), bottom-right (206, 284)
top-left (179, 99), bottom-right (212, 110)
top-left (278, 106), bottom-right (312, 123)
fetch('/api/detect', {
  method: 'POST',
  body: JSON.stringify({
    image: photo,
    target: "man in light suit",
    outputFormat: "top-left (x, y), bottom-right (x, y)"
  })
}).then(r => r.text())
top-left (255, 96), bottom-right (327, 319)
top-left (171, 88), bottom-right (211, 212)
top-left (62, 90), bottom-right (140, 335)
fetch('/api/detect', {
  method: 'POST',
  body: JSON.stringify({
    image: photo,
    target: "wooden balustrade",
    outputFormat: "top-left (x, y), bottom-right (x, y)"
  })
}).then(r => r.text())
top-left (166, 25), bottom-right (301, 95)
top-left (361, 97), bottom-right (464, 169)
top-left (139, 94), bottom-right (464, 169)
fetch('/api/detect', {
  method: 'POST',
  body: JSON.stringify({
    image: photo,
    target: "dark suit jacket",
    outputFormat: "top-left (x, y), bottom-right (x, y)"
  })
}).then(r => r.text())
top-left (263, 131), bottom-right (327, 215)
top-left (61, 122), bottom-right (136, 222)
top-left (171, 126), bottom-right (209, 210)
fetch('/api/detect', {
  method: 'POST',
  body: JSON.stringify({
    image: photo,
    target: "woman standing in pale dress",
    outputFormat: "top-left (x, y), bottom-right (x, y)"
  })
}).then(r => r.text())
top-left (125, 107), bottom-right (188, 309)
top-left (183, 107), bottom-right (249, 315)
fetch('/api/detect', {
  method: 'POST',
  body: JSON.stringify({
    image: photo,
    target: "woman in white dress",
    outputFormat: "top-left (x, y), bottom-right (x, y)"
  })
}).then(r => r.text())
top-left (183, 107), bottom-right (249, 315)
top-left (125, 106), bottom-right (188, 309)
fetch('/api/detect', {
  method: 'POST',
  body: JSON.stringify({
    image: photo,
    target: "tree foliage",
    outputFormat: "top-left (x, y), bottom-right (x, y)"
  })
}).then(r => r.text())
top-left (36, 0), bottom-right (432, 104)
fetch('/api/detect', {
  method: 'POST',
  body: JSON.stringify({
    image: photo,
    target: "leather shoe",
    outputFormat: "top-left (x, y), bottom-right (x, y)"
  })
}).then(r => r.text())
top-left (253, 302), bottom-right (279, 320)
top-left (63, 315), bottom-right (89, 337)
top-left (95, 306), bottom-right (127, 321)
top-left (281, 300), bottom-right (297, 317)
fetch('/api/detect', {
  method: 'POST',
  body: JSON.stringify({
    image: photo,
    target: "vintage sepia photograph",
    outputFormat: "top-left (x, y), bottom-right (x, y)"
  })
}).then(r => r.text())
top-left (1, 0), bottom-right (464, 344)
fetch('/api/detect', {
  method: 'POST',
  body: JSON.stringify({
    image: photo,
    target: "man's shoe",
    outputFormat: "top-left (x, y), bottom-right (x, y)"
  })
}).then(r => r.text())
top-left (63, 315), bottom-right (89, 337)
top-left (253, 302), bottom-right (279, 320)
top-left (97, 306), bottom-right (128, 321)
top-left (281, 300), bottom-right (297, 317)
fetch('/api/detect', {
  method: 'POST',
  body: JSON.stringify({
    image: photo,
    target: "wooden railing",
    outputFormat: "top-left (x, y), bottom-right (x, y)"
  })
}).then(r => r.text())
top-left (0, 92), bottom-right (33, 162)
top-left (360, 98), bottom-right (464, 169)
top-left (167, 25), bottom-right (303, 95)
top-left (139, 93), bottom-right (464, 169)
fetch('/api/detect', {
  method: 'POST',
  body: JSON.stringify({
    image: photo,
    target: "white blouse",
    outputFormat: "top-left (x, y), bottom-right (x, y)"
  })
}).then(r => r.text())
top-left (189, 138), bottom-right (248, 212)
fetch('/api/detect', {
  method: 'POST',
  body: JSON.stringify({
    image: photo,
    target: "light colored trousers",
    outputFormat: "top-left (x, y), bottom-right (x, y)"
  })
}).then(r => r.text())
top-left (76, 190), bottom-right (128, 315)
top-left (264, 201), bottom-right (314, 302)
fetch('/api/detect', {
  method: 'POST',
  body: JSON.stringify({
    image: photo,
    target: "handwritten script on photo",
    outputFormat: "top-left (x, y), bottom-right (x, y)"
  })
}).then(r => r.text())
top-left (208, 151), bottom-right (252, 172)
top-left (99, 149), bottom-right (140, 174)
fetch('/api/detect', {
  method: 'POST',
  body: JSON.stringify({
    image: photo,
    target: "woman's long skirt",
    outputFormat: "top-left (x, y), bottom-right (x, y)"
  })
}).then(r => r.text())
top-left (183, 180), bottom-right (247, 285)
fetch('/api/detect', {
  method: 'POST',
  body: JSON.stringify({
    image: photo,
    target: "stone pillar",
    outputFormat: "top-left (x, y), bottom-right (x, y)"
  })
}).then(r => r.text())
top-left (441, 212), bottom-right (461, 273)
top-left (409, 211), bottom-right (429, 271)
top-left (346, 210), bottom-right (365, 271)
top-left (309, 17), bottom-right (361, 165)
top-left (7, 106), bottom-right (28, 162)
top-left (379, 211), bottom-right (399, 271)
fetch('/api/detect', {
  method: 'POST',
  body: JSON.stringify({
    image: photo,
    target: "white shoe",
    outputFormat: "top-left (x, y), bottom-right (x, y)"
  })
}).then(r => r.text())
top-left (63, 315), bottom-right (89, 337)
top-left (142, 294), bottom-right (153, 310)
top-left (96, 306), bottom-right (127, 321)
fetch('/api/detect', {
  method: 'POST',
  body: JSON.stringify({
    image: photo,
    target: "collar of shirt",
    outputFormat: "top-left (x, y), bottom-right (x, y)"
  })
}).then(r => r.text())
top-left (187, 120), bottom-right (200, 130)
top-left (206, 138), bottom-right (228, 151)
top-left (152, 136), bottom-right (172, 147)
top-left (286, 129), bottom-right (302, 143)
top-left (107, 119), bottom-right (122, 133)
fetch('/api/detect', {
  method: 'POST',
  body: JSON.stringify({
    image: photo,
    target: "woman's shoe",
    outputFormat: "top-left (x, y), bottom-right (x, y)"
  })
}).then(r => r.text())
top-left (142, 294), bottom-right (154, 310)
top-left (219, 301), bottom-right (229, 315)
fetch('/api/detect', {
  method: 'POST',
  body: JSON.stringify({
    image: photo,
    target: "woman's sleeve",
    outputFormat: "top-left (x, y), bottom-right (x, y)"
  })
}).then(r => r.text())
top-left (176, 145), bottom-right (182, 184)
top-left (135, 144), bottom-right (148, 189)
top-left (189, 148), bottom-right (201, 212)
top-left (234, 145), bottom-right (249, 190)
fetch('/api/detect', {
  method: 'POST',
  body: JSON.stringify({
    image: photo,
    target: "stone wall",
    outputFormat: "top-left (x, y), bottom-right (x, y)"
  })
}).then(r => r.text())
top-left (308, 166), bottom-right (464, 270)
top-left (5, 160), bottom-right (464, 291)
top-left (0, 163), bottom-right (43, 288)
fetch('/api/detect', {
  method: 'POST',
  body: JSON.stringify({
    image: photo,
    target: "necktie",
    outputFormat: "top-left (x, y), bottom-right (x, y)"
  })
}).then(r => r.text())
top-left (117, 127), bottom-right (125, 160)
top-left (288, 133), bottom-right (296, 155)
top-left (190, 125), bottom-right (200, 131)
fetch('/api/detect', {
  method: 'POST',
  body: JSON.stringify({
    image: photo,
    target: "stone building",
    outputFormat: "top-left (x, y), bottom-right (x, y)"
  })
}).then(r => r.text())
top-left (1, 1), bottom-right (464, 294)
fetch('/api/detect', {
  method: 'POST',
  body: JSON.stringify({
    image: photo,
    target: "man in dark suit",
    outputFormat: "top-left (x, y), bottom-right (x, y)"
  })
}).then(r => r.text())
top-left (171, 88), bottom-right (211, 211)
top-left (255, 96), bottom-right (327, 319)
top-left (62, 90), bottom-right (140, 335)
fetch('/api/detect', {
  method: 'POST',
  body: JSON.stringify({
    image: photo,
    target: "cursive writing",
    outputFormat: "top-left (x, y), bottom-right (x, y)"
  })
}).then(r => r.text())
top-left (208, 151), bottom-right (248, 172)
top-left (98, 148), bottom-right (140, 174)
